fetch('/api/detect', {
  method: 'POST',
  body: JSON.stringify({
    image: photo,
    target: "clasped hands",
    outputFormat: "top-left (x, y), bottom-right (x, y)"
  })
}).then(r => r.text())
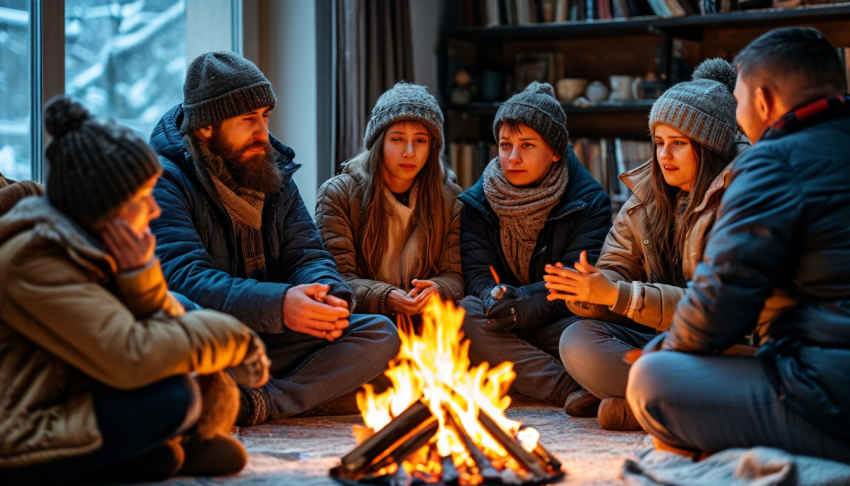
top-left (386, 279), bottom-right (439, 316)
top-left (283, 283), bottom-right (350, 342)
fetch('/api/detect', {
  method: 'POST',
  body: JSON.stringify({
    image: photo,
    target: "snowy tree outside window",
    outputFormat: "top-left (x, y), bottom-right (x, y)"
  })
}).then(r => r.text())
top-left (66, 0), bottom-right (187, 140)
top-left (0, 0), bottom-right (30, 182)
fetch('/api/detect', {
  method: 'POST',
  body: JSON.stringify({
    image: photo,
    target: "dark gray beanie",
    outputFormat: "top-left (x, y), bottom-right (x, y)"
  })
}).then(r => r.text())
top-left (364, 82), bottom-right (444, 151)
top-left (650, 58), bottom-right (738, 157)
top-left (180, 51), bottom-right (276, 135)
top-left (44, 96), bottom-right (162, 225)
top-left (493, 82), bottom-right (569, 158)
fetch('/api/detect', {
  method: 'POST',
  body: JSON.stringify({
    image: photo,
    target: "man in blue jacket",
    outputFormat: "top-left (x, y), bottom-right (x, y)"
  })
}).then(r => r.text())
top-left (627, 28), bottom-right (850, 462)
top-left (150, 52), bottom-right (399, 426)
top-left (458, 83), bottom-right (612, 410)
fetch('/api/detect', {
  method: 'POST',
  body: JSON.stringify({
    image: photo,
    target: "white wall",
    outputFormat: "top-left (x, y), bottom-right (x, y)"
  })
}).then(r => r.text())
top-left (263, 0), bottom-right (319, 218)
top-left (409, 1), bottom-right (440, 94)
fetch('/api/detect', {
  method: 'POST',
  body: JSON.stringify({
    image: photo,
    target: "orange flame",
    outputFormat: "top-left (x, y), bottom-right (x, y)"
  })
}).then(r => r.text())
top-left (357, 297), bottom-right (540, 479)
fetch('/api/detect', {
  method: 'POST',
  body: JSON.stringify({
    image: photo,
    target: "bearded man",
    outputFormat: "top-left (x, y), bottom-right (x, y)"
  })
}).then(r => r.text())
top-left (150, 52), bottom-right (399, 426)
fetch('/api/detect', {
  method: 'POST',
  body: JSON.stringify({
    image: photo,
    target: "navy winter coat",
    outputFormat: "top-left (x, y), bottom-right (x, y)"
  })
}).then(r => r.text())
top-left (458, 150), bottom-right (612, 328)
top-left (149, 105), bottom-right (353, 335)
top-left (664, 99), bottom-right (850, 442)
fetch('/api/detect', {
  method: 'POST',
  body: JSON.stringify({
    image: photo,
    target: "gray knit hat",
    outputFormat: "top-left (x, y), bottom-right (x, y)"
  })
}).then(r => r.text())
top-left (180, 51), bottom-right (276, 135)
top-left (364, 82), bottom-right (444, 151)
top-left (44, 96), bottom-right (162, 225)
top-left (493, 82), bottom-right (569, 158)
top-left (649, 58), bottom-right (738, 157)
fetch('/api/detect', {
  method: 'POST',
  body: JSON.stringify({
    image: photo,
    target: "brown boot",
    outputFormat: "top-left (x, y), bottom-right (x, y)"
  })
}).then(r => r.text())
top-left (597, 397), bottom-right (643, 431)
top-left (179, 432), bottom-right (248, 476)
top-left (564, 388), bottom-right (602, 417)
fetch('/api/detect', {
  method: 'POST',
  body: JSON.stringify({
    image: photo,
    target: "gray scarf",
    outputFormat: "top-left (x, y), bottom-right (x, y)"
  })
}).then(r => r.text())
top-left (483, 157), bottom-right (568, 285)
top-left (188, 137), bottom-right (268, 281)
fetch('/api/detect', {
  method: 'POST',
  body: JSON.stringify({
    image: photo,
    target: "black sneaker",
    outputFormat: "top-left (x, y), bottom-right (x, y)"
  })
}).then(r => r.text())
top-left (563, 388), bottom-right (601, 417)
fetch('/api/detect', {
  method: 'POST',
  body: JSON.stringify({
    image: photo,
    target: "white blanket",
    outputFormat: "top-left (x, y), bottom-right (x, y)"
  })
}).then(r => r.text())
top-left (622, 447), bottom-right (850, 486)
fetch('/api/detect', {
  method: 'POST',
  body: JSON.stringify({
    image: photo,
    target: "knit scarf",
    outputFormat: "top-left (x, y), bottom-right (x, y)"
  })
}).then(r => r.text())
top-left (375, 181), bottom-right (422, 291)
top-left (483, 157), bottom-right (568, 285)
top-left (190, 138), bottom-right (268, 281)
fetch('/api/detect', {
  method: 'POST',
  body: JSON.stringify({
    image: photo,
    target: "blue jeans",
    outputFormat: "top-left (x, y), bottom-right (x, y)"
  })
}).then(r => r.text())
top-left (627, 352), bottom-right (850, 463)
top-left (2, 375), bottom-right (200, 484)
top-left (459, 296), bottom-right (578, 407)
top-left (559, 319), bottom-right (655, 399)
top-left (257, 313), bottom-right (400, 421)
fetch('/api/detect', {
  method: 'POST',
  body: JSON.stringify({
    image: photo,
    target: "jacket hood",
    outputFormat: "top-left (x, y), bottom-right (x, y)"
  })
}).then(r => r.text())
top-left (620, 136), bottom-right (750, 210)
top-left (0, 196), bottom-right (114, 278)
top-left (150, 104), bottom-right (301, 186)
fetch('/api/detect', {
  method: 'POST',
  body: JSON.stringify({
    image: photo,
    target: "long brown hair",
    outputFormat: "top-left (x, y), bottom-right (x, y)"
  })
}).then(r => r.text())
top-left (647, 141), bottom-right (730, 287)
top-left (343, 121), bottom-right (451, 279)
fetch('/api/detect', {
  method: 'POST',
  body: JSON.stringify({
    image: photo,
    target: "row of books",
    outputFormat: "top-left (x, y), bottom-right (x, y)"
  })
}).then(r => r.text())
top-left (457, 0), bottom-right (745, 26)
top-left (572, 138), bottom-right (654, 207)
top-left (448, 142), bottom-right (499, 190)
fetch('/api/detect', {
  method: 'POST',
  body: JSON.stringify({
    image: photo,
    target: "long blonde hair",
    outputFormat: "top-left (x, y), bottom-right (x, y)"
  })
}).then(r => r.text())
top-left (343, 121), bottom-right (451, 279)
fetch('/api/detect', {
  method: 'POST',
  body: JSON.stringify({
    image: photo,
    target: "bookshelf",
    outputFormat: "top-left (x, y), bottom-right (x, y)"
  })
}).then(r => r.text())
top-left (438, 1), bottom-right (850, 210)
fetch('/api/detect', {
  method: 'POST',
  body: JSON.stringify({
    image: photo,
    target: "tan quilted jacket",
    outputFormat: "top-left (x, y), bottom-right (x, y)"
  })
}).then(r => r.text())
top-left (566, 160), bottom-right (731, 331)
top-left (315, 161), bottom-right (464, 315)
top-left (0, 197), bottom-right (255, 469)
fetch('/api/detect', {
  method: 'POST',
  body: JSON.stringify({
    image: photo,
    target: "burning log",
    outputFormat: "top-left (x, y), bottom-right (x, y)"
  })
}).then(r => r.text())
top-left (478, 409), bottom-right (548, 478)
top-left (330, 298), bottom-right (566, 486)
top-left (337, 400), bottom-right (432, 479)
top-left (443, 407), bottom-right (501, 482)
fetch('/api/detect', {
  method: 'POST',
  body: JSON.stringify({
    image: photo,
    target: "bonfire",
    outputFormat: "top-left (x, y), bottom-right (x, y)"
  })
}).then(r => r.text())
top-left (330, 297), bottom-right (565, 485)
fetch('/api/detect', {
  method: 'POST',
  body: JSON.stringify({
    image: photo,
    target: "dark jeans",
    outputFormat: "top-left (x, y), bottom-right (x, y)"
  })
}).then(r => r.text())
top-left (258, 313), bottom-right (400, 421)
top-left (3, 375), bottom-right (200, 484)
top-left (460, 296), bottom-right (578, 407)
top-left (559, 319), bottom-right (655, 399)
top-left (627, 351), bottom-right (850, 463)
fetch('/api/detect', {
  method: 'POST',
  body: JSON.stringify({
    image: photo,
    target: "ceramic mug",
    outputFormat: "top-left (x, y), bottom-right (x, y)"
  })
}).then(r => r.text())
top-left (586, 81), bottom-right (609, 102)
top-left (556, 78), bottom-right (589, 103)
top-left (609, 75), bottom-right (636, 101)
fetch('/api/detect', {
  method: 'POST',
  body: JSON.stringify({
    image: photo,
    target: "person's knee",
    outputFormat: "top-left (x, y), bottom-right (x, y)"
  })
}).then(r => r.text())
top-left (558, 319), bottom-right (603, 375)
top-left (626, 352), bottom-right (679, 431)
top-left (350, 314), bottom-right (401, 361)
top-left (160, 375), bottom-right (203, 435)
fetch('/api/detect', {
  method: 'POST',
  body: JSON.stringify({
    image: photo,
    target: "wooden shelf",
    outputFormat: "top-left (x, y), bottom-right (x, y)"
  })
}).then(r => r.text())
top-left (441, 3), bottom-right (850, 42)
top-left (443, 99), bottom-right (656, 114)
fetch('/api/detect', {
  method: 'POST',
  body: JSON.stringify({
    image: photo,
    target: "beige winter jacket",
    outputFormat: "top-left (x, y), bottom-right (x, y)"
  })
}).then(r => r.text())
top-left (569, 156), bottom-right (793, 336)
top-left (316, 161), bottom-right (464, 315)
top-left (0, 197), bottom-right (256, 469)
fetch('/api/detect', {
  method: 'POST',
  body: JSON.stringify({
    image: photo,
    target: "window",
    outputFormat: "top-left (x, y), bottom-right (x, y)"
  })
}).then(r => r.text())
top-left (65, 0), bottom-right (188, 139)
top-left (0, 0), bottom-right (31, 181)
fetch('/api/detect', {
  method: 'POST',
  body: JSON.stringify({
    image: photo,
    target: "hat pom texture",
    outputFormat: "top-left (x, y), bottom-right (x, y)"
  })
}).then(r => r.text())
top-left (44, 96), bottom-right (91, 139)
top-left (692, 58), bottom-right (737, 93)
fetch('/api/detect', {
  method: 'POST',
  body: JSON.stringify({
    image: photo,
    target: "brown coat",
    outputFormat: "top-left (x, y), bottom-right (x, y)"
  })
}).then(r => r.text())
top-left (568, 158), bottom-right (735, 332)
top-left (0, 197), bottom-right (256, 469)
top-left (316, 162), bottom-right (464, 315)
top-left (0, 175), bottom-right (45, 216)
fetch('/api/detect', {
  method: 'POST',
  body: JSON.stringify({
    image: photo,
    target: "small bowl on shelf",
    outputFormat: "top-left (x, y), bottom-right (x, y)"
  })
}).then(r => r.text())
top-left (556, 78), bottom-right (589, 103)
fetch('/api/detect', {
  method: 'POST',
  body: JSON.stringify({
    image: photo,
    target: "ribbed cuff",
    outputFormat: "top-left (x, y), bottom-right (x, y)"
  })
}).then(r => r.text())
top-left (236, 385), bottom-right (268, 427)
top-left (609, 280), bottom-right (633, 315)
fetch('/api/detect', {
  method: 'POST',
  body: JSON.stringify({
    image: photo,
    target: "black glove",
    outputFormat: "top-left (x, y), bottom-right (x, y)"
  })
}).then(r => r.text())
top-left (482, 284), bottom-right (520, 328)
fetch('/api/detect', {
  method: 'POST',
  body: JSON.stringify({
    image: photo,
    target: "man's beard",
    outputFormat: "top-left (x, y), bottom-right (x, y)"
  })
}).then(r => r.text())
top-left (204, 130), bottom-right (283, 194)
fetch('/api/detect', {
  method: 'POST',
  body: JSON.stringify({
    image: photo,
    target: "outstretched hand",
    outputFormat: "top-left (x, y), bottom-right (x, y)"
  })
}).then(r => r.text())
top-left (283, 283), bottom-right (350, 341)
top-left (543, 250), bottom-right (618, 306)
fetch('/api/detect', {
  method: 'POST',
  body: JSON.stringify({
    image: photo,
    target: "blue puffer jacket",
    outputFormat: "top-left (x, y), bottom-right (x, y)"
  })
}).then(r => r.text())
top-left (459, 150), bottom-right (612, 328)
top-left (149, 105), bottom-right (354, 335)
top-left (664, 97), bottom-right (850, 442)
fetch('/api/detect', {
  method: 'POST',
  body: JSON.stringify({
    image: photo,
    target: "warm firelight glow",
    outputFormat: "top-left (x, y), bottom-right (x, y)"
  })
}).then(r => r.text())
top-left (356, 297), bottom-right (541, 483)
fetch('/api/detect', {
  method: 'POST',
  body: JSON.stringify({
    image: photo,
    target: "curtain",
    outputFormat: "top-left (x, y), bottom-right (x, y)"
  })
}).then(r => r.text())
top-left (335, 0), bottom-right (414, 169)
